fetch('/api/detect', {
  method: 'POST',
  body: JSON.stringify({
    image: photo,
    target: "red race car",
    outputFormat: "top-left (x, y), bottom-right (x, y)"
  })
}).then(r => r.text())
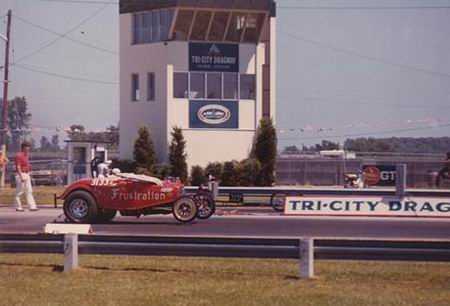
top-left (58, 173), bottom-right (215, 224)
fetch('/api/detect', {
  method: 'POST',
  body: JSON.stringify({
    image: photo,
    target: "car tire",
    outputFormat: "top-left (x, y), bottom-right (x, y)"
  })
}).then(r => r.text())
top-left (270, 193), bottom-right (286, 212)
top-left (96, 209), bottom-right (117, 223)
top-left (172, 196), bottom-right (198, 223)
top-left (64, 190), bottom-right (99, 223)
top-left (193, 191), bottom-right (215, 219)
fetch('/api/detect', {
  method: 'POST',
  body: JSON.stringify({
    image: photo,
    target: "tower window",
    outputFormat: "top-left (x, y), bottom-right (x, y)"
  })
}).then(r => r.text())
top-left (174, 72), bottom-right (188, 98)
top-left (223, 73), bottom-right (238, 100)
top-left (226, 13), bottom-right (247, 42)
top-left (131, 74), bottom-right (140, 101)
top-left (190, 73), bottom-right (206, 99)
top-left (243, 13), bottom-right (266, 43)
top-left (191, 11), bottom-right (212, 41)
top-left (240, 74), bottom-right (256, 100)
top-left (173, 10), bottom-right (195, 41)
top-left (132, 9), bottom-right (174, 44)
top-left (206, 73), bottom-right (222, 99)
top-left (147, 73), bottom-right (155, 101)
top-left (208, 12), bottom-right (230, 41)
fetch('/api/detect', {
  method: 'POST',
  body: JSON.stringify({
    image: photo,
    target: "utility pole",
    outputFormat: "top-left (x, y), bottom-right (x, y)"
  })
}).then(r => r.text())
top-left (1, 10), bottom-right (12, 188)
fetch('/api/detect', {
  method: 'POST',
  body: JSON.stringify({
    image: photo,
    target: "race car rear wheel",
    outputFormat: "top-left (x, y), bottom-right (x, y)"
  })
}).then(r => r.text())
top-left (194, 191), bottom-right (215, 219)
top-left (172, 197), bottom-right (198, 223)
top-left (270, 193), bottom-right (286, 212)
top-left (64, 190), bottom-right (98, 223)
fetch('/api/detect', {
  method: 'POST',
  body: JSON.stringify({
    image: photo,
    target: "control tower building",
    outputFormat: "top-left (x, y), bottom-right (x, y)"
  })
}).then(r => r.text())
top-left (119, 0), bottom-right (276, 167)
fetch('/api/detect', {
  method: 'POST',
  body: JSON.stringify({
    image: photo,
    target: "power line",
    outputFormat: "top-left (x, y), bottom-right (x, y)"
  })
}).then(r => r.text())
top-left (13, 4), bottom-right (110, 64)
top-left (278, 5), bottom-right (450, 10)
top-left (13, 14), bottom-right (117, 55)
top-left (14, 63), bottom-right (118, 85)
top-left (39, 0), bottom-right (118, 4)
top-left (38, 0), bottom-right (450, 9)
top-left (279, 123), bottom-right (450, 141)
top-left (280, 29), bottom-right (450, 79)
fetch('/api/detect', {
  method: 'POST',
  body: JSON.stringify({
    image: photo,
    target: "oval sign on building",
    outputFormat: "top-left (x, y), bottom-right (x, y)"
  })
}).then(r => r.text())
top-left (197, 104), bottom-right (231, 125)
top-left (189, 101), bottom-right (239, 129)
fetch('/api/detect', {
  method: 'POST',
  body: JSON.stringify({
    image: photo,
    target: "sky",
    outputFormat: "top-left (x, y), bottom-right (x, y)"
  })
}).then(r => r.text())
top-left (0, 0), bottom-right (449, 149)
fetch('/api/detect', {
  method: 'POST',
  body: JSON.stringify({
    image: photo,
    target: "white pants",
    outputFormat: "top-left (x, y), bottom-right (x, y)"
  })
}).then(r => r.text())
top-left (15, 173), bottom-right (37, 210)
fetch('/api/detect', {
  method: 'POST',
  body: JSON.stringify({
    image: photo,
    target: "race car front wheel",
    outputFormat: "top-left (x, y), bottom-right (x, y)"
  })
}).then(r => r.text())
top-left (172, 197), bottom-right (198, 223)
top-left (64, 190), bottom-right (98, 223)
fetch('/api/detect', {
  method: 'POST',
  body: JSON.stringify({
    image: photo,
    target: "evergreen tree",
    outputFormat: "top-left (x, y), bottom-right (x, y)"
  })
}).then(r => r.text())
top-left (168, 127), bottom-right (188, 182)
top-left (221, 161), bottom-right (239, 186)
top-left (190, 165), bottom-right (207, 186)
top-left (155, 164), bottom-right (172, 179)
top-left (252, 118), bottom-right (277, 186)
top-left (133, 126), bottom-right (156, 174)
top-left (238, 158), bottom-right (261, 186)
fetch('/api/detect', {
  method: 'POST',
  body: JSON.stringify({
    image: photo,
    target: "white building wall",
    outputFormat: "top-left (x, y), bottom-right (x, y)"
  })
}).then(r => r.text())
top-left (165, 43), bottom-right (263, 168)
top-left (120, 14), bottom-right (170, 162)
top-left (270, 16), bottom-right (277, 123)
top-left (120, 13), bottom-right (273, 169)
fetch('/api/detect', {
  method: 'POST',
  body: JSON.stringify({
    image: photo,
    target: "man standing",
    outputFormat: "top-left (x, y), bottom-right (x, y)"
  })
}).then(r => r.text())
top-left (14, 141), bottom-right (38, 211)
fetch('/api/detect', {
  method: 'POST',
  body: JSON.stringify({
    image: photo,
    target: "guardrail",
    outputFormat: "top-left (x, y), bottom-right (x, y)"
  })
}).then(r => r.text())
top-left (185, 185), bottom-right (450, 197)
top-left (1, 234), bottom-right (449, 278)
top-left (185, 165), bottom-right (450, 212)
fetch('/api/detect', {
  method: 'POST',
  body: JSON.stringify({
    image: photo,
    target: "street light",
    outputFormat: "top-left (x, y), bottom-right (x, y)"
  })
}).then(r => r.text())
top-left (0, 33), bottom-right (7, 42)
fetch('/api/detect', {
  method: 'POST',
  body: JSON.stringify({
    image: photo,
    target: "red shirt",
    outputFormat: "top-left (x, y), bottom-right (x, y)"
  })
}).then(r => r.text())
top-left (15, 152), bottom-right (31, 173)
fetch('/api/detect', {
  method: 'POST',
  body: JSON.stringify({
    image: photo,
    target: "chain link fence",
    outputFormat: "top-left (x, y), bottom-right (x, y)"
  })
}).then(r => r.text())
top-left (276, 155), bottom-right (449, 188)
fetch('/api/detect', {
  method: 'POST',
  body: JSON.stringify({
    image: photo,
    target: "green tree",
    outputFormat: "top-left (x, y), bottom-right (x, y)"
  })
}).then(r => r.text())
top-left (238, 158), bottom-right (261, 186)
top-left (252, 118), bottom-right (277, 186)
top-left (315, 140), bottom-right (340, 151)
top-left (205, 162), bottom-right (223, 180)
top-left (221, 161), bottom-right (239, 186)
top-left (282, 145), bottom-right (300, 155)
top-left (155, 164), bottom-right (172, 179)
top-left (0, 97), bottom-right (32, 151)
top-left (51, 134), bottom-right (60, 151)
top-left (190, 165), bottom-right (207, 186)
top-left (40, 136), bottom-right (52, 152)
top-left (168, 127), bottom-right (188, 182)
top-left (111, 159), bottom-right (136, 173)
top-left (66, 124), bottom-right (120, 150)
top-left (106, 125), bottom-right (120, 149)
top-left (133, 126), bottom-right (156, 174)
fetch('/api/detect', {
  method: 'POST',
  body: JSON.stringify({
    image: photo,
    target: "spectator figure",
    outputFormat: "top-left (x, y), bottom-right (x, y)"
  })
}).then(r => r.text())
top-left (436, 152), bottom-right (450, 188)
top-left (14, 142), bottom-right (38, 212)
